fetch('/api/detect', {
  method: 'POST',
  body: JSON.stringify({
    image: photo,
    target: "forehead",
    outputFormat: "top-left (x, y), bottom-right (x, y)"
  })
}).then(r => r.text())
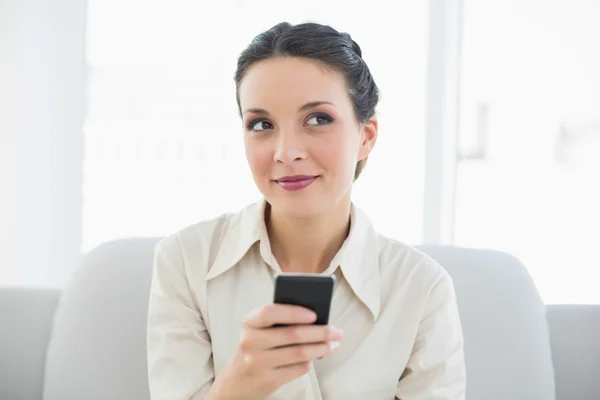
top-left (238, 57), bottom-right (349, 110)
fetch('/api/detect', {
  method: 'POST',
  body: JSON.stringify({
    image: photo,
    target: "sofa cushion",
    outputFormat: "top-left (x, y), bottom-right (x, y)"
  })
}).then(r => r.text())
top-left (0, 287), bottom-right (60, 400)
top-left (547, 304), bottom-right (600, 400)
top-left (43, 238), bottom-right (160, 400)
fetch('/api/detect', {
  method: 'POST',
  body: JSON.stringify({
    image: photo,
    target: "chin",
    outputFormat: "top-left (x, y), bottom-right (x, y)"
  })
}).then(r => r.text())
top-left (267, 196), bottom-right (327, 219)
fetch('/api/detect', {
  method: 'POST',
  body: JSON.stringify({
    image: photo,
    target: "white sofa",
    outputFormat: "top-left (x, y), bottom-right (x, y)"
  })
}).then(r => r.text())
top-left (1, 238), bottom-right (599, 399)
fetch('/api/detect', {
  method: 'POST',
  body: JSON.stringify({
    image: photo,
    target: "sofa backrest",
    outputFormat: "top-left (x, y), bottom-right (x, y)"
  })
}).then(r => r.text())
top-left (41, 239), bottom-right (556, 400)
top-left (418, 245), bottom-right (555, 400)
top-left (43, 238), bottom-right (160, 400)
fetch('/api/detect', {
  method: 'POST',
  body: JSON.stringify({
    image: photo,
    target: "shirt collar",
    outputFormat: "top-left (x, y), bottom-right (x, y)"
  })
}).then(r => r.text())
top-left (205, 200), bottom-right (381, 320)
top-left (337, 205), bottom-right (381, 320)
top-left (205, 201), bottom-right (266, 282)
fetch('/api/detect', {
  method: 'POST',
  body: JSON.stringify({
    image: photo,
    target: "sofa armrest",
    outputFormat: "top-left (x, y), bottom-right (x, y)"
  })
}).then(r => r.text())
top-left (547, 304), bottom-right (600, 400)
top-left (0, 287), bottom-right (61, 400)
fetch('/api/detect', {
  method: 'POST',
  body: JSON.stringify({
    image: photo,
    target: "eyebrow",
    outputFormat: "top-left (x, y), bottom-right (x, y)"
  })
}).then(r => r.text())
top-left (242, 101), bottom-right (336, 116)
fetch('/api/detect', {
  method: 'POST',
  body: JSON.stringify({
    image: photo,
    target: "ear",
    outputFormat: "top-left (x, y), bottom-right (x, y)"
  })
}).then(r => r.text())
top-left (358, 117), bottom-right (378, 161)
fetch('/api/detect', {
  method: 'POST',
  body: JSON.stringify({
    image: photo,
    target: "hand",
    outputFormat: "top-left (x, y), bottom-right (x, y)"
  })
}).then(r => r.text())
top-left (208, 304), bottom-right (343, 399)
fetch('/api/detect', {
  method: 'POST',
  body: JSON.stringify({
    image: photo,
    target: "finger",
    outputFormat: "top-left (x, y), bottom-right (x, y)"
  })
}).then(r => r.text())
top-left (239, 325), bottom-right (341, 353)
top-left (272, 361), bottom-right (311, 384)
top-left (259, 325), bottom-right (343, 349)
top-left (262, 341), bottom-right (341, 368)
top-left (243, 304), bottom-right (316, 329)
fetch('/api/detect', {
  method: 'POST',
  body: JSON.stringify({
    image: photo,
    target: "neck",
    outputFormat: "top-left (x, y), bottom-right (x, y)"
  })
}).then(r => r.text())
top-left (266, 197), bottom-right (352, 274)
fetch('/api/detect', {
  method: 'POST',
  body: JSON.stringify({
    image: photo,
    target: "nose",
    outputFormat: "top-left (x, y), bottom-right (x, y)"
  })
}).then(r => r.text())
top-left (273, 130), bottom-right (307, 164)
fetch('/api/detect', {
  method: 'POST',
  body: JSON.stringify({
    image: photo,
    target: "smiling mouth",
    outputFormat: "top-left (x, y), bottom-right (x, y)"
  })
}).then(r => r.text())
top-left (274, 175), bottom-right (319, 191)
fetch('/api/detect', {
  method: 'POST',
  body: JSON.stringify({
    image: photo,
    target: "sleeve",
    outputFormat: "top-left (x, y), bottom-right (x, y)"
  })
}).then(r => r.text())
top-left (147, 239), bottom-right (214, 400)
top-left (395, 269), bottom-right (467, 400)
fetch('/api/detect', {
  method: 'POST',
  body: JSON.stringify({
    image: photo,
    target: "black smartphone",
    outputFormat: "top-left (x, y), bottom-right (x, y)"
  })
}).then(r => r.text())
top-left (273, 273), bottom-right (335, 325)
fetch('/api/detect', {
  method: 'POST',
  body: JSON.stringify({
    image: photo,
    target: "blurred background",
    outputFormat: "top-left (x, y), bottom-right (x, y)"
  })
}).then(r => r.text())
top-left (1, 0), bottom-right (599, 304)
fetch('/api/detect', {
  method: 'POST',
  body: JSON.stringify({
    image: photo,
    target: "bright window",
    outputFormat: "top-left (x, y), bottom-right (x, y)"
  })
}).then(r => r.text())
top-left (454, 0), bottom-right (600, 304)
top-left (82, 1), bottom-right (430, 252)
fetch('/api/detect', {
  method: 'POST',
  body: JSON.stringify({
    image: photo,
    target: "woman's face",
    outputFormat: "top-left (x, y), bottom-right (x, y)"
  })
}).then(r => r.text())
top-left (239, 57), bottom-right (377, 218)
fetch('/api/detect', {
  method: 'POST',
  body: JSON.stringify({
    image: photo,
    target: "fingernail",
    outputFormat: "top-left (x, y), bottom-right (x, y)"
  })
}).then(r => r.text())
top-left (330, 326), bottom-right (344, 338)
top-left (303, 311), bottom-right (317, 321)
top-left (329, 341), bottom-right (341, 351)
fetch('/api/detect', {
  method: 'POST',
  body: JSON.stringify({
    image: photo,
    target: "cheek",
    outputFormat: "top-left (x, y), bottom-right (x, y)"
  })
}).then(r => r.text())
top-left (244, 139), bottom-right (271, 174)
top-left (316, 129), bottom-right (358, 174)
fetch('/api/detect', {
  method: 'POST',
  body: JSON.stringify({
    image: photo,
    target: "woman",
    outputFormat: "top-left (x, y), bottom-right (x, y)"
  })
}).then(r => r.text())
top-left (147, 22), bottom-right (466, 400)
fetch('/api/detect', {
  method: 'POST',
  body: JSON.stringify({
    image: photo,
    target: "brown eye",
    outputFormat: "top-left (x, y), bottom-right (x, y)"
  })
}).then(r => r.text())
top-left (248, 120), bottom-right (273, 132)
top-left (306, 114), bottom-right (333, 126)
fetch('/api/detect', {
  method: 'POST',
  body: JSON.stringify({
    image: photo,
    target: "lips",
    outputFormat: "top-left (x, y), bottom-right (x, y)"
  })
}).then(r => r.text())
top-left (274, 175), bottom-right (319, 191)
top-left (276, 175), bottom-right (317, 182)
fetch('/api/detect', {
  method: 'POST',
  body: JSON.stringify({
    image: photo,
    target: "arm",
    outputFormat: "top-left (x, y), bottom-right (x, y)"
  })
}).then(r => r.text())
top-left (396, 270), bottom-right (466, 400)
top-left (147, 239), bottom-right (214, 400)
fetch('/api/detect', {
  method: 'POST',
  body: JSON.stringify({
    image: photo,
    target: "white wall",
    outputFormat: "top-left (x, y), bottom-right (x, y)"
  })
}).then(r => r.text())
top-left (0, 1), bottom-right (22, 284)
top-left (0, 0), bottom-right (87, 287)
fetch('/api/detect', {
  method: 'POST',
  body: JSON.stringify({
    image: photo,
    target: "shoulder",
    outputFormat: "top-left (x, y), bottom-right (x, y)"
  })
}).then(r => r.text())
top-left (374, 234), bottom-right (459, 326)
top-left (159, 212), bottom-right (235, 251)
top-left (351, 203), bottom-right (450, 289)
top-left (377, 234), bottom-right (451, 293)
top-left (154, 209), bottom-right (240, 275)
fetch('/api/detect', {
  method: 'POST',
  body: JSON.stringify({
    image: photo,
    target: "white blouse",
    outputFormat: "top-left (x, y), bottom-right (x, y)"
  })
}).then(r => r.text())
top-left (147, 200), bottom-right (466, 399)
